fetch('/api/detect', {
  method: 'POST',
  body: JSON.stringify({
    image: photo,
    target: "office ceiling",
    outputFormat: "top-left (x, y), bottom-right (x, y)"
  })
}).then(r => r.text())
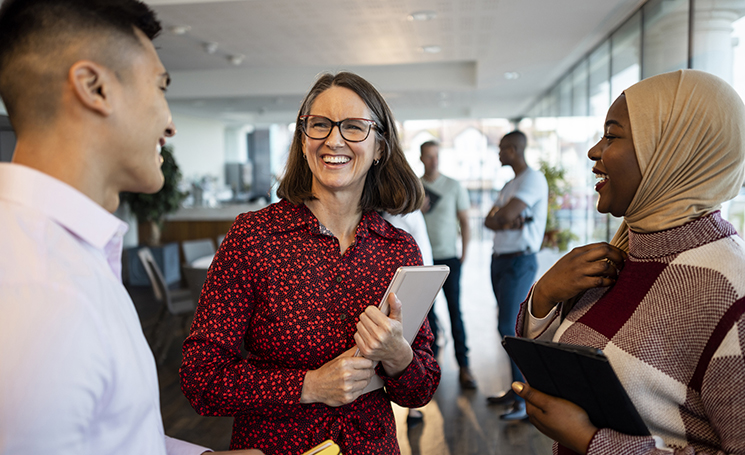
top-left (146, 0), bottom-right (643, 125)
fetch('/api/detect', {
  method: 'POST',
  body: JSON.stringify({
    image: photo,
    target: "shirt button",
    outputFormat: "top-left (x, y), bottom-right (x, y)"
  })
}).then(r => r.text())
top-left (340, 313), bottom-right (347, 321)
top-left (336, 275), bottom-right (343, 283)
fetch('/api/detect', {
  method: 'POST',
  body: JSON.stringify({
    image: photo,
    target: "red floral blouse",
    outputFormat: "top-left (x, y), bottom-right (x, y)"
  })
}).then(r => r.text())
top-left (180, 200), bottom-right (440, 455)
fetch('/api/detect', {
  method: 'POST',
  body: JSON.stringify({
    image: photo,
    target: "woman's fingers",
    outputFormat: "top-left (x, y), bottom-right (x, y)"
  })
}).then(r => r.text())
top-left (513, 382), bottom-right (597, 454)
top-left (533, 242), bottom-right (626, 313)
top-left (300, 351), bottom-right (375, 407)
top-left (355, 297), bottom-right (405, 360)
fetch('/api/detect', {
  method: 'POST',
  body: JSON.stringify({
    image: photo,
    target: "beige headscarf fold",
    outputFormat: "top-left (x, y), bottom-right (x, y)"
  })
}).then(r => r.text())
top-left (610, 69), bottom-right (745, 251)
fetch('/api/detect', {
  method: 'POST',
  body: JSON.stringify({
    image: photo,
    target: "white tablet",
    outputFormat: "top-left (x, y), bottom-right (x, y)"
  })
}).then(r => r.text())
top-left (360, 265), bottom-right (450, 394)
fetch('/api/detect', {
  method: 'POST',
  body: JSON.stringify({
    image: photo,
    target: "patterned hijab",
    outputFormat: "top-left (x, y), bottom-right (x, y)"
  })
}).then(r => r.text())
top-left (610, 69), bottom-right (745, 251)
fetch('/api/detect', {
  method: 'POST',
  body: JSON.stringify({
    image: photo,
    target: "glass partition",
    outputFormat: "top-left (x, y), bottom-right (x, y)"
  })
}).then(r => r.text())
top-left (642, 0), bottom-right (689, 78)
top-left (571, 61), bottom-right (589, 117)
top-left (589, 41), bottom-right (611, 118)
top-left (611, 11), bottom-right (642, 99)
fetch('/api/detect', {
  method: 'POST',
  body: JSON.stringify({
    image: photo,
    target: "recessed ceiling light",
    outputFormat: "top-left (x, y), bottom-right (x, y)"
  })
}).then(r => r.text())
top-left (169, 25), bottom-right (191, 35)
top-left (203, 42), bottom-right (219, 54)
top-left (408, 10), bottom-right (437, 21)
top-left (504, 71), bottom-right (520, 80)
top-left (228, 54), bottom-right (245, 66)
top-left (421, 45), bottom-right (442, 54)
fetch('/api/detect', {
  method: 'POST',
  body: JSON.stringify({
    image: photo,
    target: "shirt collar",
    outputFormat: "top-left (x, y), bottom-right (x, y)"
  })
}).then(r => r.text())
top-left (0, 163), bottom-right (128, 252)
top-left (278, 199), bottom-right (400, 241)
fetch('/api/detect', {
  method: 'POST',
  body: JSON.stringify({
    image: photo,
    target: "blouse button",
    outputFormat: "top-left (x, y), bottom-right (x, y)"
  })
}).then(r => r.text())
top-left (336, 275), bottom-right (343, 283)
top-left (340, 313), bottom-right (347, 321)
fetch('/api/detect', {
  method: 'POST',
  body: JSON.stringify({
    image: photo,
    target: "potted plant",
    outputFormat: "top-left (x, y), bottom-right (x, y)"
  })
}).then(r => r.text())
top-left (540, 160), bottom-right (578, 252)
top-left (120, 144), bottom-right (188, 246)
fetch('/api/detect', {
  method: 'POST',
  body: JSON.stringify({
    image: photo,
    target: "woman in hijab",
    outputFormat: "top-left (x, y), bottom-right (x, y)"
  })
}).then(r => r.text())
top-left (511, 70), bottom-right (745, 454)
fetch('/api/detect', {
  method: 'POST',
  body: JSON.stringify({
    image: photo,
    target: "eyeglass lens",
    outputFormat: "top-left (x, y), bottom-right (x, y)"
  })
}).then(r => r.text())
top-left (302, 116), bottom-right (373, 142)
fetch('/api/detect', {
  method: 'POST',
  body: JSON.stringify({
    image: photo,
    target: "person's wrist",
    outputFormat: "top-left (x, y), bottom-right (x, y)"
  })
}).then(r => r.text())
top-left (531, 282), bottom-right (555, 318)
top-left (383, 342), bottom-right (412, 377)
top-left (299, 370), bottom-right (315, 403)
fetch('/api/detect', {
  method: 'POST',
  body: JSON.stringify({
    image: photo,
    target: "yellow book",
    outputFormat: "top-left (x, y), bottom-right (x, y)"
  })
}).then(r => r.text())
top-left (302, 439), bottom-right (341, 455)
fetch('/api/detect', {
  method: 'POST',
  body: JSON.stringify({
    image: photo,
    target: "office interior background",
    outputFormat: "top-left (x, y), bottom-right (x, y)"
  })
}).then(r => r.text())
top-left (1, 0), bottom-right (745, 248)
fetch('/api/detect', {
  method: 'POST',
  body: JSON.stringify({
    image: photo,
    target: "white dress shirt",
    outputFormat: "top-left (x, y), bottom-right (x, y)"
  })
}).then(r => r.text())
top-left (382, 211), bottom-right (434, 266)
top-left (0, 163), bottom-right (207, 455)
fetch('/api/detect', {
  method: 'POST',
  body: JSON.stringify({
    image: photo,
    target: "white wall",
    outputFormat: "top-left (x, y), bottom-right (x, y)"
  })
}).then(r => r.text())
top-left (169, 112), bottom-right (227, 186)
top-left (224, 124), bottom-right (254, 163)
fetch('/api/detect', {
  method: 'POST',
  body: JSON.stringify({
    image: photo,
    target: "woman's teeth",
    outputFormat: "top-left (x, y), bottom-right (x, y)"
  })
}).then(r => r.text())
top-left (323, 156), bottom-right (350, 164)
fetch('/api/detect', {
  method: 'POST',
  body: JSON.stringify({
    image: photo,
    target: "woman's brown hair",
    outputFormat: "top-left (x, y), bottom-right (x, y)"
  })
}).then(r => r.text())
top-left (276, 72), bottom-right (424, 215)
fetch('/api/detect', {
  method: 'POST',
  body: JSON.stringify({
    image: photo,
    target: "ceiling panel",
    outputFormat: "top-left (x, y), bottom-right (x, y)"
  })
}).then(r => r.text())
top-left (145, 0), bottom-right (643, 124)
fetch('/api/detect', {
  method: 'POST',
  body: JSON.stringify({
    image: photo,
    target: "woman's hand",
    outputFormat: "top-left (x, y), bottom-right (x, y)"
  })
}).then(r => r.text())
top-left (300, 347), bottom-right (375, 407)
top-left (512, 382), bottom-right (597, 454)
top-left (532, 242), bottom-right (627, 317)
top-left (354, 293), bottom-right (413, 377)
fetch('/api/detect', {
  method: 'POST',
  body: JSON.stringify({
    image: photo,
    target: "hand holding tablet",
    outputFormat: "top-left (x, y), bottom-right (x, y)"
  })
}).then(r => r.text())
top-left (355, 265), bottom-right (449, 394)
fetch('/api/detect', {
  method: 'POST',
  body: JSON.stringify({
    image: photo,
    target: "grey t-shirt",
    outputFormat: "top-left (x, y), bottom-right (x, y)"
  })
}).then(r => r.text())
top-left (421, 174), bottom-right (470, 260)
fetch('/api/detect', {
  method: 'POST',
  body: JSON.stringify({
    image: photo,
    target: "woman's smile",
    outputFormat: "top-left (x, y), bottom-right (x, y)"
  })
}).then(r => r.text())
top-left (592, 167), bottom-right (609, 192)
top-left (322, 154), bottom-right (351, 165)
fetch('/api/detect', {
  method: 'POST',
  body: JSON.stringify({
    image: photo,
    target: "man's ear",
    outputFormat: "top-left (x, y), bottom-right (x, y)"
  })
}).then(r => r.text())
top-left (69, 60), bottom-right (114, 117)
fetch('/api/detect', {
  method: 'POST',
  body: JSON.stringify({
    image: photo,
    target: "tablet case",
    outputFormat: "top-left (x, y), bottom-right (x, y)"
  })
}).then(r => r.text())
top-left (424, 187), bottom-right (441, 211)
top-left (502, 336), bottom-right (649, 436)
top-left (360, 265), bottom-right (450, 394)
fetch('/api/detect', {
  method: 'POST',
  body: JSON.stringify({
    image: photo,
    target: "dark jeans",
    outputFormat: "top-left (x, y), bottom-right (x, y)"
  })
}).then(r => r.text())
top-left (427, 257), bottom-right (469, 367)
top-left (491, 252), bottom-right (538, 387)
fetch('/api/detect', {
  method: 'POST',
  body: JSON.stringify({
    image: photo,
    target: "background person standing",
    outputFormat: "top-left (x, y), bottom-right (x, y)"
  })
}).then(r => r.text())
top-left (484, 131), bottom-right (548, 420)
top-left (419, 140), bottom-right (476, 389)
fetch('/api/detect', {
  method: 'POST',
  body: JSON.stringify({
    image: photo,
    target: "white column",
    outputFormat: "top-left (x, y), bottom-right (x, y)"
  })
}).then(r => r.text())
top-left (692, 0), bottom-right (745, 84)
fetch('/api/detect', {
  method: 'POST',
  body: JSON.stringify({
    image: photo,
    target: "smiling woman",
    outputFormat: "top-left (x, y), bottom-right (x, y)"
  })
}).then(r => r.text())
top-left (514, 70), bottom-right (745, 455)
top-left (587, 94), bottom-right (642, 218)
top-left (180, 72), bottom-right (438, 455)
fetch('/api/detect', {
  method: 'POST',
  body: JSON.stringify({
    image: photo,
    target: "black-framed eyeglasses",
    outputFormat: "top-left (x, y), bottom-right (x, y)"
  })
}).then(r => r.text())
top-left (299, 115), bottom-right (377, 143)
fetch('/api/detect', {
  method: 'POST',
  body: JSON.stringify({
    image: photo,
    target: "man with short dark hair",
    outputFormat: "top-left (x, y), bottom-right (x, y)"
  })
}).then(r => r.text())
top-left (0, 1), bottom-right (261, 454)
top-left (484, 130), bottom-right (548, 420)
top-left (419, 140), bottom-right (476, 389)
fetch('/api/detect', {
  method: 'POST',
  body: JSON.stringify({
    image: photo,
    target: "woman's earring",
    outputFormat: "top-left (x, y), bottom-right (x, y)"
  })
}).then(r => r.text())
top-left (302, 154), bottom-right (307, 160)
top-left (373, 159), bottom-right (380, 166)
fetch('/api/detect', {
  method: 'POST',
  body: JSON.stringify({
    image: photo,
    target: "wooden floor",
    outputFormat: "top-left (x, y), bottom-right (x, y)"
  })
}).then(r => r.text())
top-left (129, 239), bottom-right (560, 454)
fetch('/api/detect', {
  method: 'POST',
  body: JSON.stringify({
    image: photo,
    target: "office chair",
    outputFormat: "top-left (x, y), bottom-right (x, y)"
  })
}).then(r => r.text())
top-left (137, 247), bottom-right (196, 365)
top-left (181, 265), bottom-right (208, 303)
top-left (181, 238), bottom-right (215, 264)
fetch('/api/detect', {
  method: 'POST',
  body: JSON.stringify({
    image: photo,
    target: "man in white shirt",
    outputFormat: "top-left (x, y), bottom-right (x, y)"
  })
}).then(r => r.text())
top-left (0, 1), bottom-right (261, 454)
top-left (484, 131), bottom-right (548, 421)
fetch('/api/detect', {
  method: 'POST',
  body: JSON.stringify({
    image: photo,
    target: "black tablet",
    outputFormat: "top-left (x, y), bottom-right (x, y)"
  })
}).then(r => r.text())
top-left (502, 336), bottom-right (649, 436)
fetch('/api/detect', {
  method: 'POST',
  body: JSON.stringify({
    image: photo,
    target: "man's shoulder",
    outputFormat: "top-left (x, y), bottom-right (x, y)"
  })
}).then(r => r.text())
top-left (526, 166), bottom-right (548, 182)
top-left (514, 167), bottom-right (548, 190)
top-left (423, 174), bottom-right (461, 191)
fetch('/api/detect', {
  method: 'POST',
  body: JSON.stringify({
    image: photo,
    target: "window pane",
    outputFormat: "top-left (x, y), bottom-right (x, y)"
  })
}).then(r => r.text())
top-left (559, 74), bottom-right (573, 117)
top-left (572, 60), bottom-right (589, 117)
top-left (733, 14), bottom-right (745, 100)
top-left (611, 11), bottom-right (641, 99)
top-left (589, 41), bottom-right (611, 117)
top-left (642, 0), bottom-right (689, 78)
